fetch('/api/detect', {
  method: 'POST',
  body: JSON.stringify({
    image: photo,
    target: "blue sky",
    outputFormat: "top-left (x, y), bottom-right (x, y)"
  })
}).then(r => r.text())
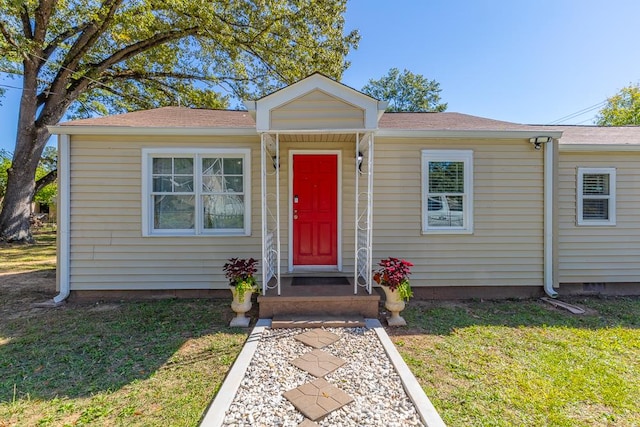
top-left (2, 0), bottom-right (640, 152)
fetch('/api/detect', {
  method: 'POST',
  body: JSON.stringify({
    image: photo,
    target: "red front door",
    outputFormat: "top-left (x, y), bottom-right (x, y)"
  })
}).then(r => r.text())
top-left (293, 154), bottom-right (338, 266)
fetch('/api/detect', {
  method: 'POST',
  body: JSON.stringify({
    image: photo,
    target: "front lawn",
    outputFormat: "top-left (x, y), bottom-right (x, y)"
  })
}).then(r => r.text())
top-left (2, 232), bottom-right (639, 426)
top-left (0, 299), bottom-right (247, 426)
top-left (393, 299), bottom-right (640, 426)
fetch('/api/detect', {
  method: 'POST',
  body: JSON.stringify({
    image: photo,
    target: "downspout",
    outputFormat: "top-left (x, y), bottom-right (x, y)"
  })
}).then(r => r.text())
top-left (543, 138), bottom-right (558, 298)
top-left (53, 134), bottom-right (71, 304)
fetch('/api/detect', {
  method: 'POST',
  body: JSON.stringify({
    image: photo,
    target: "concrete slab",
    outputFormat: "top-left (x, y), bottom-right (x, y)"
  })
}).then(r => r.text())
top-left (290, 349), bottom-right (346, 377)
top-left (283, 378), bottom-right (353, 421)
top-left (294, 329), bottom-right (340, 348)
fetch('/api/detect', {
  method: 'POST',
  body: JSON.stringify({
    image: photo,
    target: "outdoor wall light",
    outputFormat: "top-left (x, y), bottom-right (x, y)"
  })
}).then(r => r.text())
top-left (529, 136), bottom-right (552, 151)
top-left (272, 154), bottom-right (279, 170)
top-left (356, 151), bottom-right (364, 173)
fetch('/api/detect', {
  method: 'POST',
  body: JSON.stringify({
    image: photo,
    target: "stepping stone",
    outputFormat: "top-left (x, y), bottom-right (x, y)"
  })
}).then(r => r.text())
top-left (298, 419), bottom-right (319, 427)
top-left (283, 378), bottom-right (354, 421)
top-left (294, 329), bottom-right (340, 349)
top-left (291, 349), bottom-right (346, 377)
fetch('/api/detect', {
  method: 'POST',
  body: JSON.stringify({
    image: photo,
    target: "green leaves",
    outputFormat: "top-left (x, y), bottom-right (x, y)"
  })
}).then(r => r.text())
top-left (362, 67), bottom-right (447, 112)
top-left (596, 83), bottom-right (640, 126)
top-left (1, 0), bottom-right (359, 116)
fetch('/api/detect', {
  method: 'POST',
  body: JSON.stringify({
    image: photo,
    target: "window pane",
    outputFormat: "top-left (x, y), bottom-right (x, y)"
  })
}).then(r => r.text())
top-left (225, 176), bottom-right (244, 192)
top-left (203, 195), bottom-right (245, 229)
top-left (173, 176), bottom-right (193, 192)
top-left (202, 158), bottom-right (222, 175)
top-left (154, 195), bottom-right (195, 229)
top-left (202, 175), bottom-right (224, 192)
top-left (223, 158), bottom-right (243, 174)
top-left (427, 195), bottom-right (464, 227)
top-left (174, 158), bottom-right (193, 174)
top-left (583, 199), bottom-right (609, 220)
top-left (429, 161), bottom-right (464, 193)
top-left (583, 174), bottom-right (609, 195)
top-left (153, 176), bottom-right (172, 192)
top-left (153, 158), bottom-right (172, 174)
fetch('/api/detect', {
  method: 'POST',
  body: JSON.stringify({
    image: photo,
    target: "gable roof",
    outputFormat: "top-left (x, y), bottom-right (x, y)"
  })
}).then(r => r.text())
top-left (59, 106), bottom-right (255, 128)
top-left (49, 106), bottom-right (640, 148)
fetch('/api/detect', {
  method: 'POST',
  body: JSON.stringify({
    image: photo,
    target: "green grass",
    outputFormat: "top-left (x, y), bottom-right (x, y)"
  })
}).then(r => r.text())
top-left (0, 300), bottom-right (247, 426)
top-left (393, 299), bottom-right (640, 426)
top-left (3, 233), bottom-right (640, 426)
top-left (0, 228), bottom-right (57, 272)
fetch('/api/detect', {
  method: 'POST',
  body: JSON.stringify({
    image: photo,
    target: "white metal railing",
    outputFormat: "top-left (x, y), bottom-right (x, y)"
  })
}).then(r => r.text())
top-left (261, 133), bottom-right (281, 295)
top-left (354, 133), bottom-right (374, 294)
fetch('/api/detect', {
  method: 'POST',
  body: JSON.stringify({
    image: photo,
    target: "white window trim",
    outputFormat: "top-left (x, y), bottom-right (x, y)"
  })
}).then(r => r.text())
top-left (577, 167), bottom-right (616, 226)
top-left (142, 148), bottom-right (251, 237)
top-left (421, 149), bottom-right (474, 234)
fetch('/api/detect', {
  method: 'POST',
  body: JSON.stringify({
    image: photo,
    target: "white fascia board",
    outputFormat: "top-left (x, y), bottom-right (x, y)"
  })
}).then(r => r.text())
top-left (47, 125), bottom-right (258, 136)
top-left (262, 128), bottom-right (372, 135)
top-left (376, 129), bottom-right (563, 139)
top-left (559, 143), bottom-right (640, 152)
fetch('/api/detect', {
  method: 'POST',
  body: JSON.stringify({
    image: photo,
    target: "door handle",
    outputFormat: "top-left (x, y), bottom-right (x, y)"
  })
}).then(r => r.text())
top-left (293, 209), bottom-right (298, 220)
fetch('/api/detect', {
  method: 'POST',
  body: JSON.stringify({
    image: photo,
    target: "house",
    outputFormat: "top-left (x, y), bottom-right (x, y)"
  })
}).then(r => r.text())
top-left (47, 73), bottom-right (640, 312)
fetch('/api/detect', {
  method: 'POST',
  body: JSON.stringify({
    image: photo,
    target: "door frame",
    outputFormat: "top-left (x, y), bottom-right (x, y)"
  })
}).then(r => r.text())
top-left (288, 149), bottom-right (343, 272)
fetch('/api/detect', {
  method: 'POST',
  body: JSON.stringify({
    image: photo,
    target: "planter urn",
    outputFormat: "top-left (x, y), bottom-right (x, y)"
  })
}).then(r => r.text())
top-left (229, 287), bottom-right (252, 327)
top-left (381, 286), bottom-right (407, 326)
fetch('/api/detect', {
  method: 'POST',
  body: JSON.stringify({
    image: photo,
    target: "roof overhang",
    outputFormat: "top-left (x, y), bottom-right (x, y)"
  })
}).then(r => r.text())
top-left (376, 129), bottom-right (564, 139)
top-left (47, 125), bottom-right (258, 136)
top-left (559, 143), bottom-right (640, 151)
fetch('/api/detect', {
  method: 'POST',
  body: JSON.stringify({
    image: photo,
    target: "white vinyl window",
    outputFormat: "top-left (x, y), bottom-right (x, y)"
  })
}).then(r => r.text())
top-left (577, 167), bottom-right (616, 226)
top-left (422, 150), bottom-right (473, 234)
top-left (142, 148), bottom-right (251, 236)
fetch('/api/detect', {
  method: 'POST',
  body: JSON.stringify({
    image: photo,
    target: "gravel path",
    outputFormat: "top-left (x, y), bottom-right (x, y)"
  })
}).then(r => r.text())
top-left (223, 327), bottom-right (425, 427)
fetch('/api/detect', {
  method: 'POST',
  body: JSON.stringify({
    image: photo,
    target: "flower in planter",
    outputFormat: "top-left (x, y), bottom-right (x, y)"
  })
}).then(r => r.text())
top-left (223, 257), bottom-right (259, 300)
top-left (373, 257), bottom-right (414, 302)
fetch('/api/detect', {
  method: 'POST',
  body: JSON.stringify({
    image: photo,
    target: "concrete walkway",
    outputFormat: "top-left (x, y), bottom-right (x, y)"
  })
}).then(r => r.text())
top-left (200, 319), bottom-right (446, 427)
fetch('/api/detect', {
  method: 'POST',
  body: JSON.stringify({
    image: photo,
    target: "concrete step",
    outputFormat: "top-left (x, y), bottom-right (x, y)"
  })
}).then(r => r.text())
top-left (258, 294), bottom-right (380, 319)
top-left (271, 315), bottom-right (366, 329)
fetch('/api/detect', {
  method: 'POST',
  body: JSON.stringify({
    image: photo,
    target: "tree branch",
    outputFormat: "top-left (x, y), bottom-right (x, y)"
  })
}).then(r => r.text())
top-left (41, 23), bottom-right (90, 63)
top-left (34, 169), bottom-right (57, 195)
top-left (0, 20), bottom-right (21, 50)
top-left (20, 4), bottom-right (32, 39)
top-left (47, 0), bottom-right (123, 103)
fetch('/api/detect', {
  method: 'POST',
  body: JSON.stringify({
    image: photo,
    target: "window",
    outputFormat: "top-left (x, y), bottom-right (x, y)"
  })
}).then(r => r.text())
top-left (142, 149), bottom-right (251, 236)
top-left (577, 167), bottom-right (616, 226)
top-left (422, 150), bottom-right (473, 233)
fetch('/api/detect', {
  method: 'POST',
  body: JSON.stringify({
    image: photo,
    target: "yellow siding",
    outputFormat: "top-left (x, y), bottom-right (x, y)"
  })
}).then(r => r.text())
top-left (68, 135), bottom-right (262, 290)
top-left (559, 151), bottom-right (640, 283)
top-left (270, 90), bottom-right (365, 130)
top-left (373, 138), bottom-right (544, 287)
top-left (68, 133), bottom-right (546, 291)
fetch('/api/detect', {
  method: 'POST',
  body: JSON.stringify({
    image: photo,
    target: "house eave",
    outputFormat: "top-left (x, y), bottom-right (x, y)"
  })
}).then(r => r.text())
top-left (559, 143), bottom-right (640, 152)
top-left (47, 125), bottom-right (258, 136)
top-left (376, 129), bottom-right (563, 139)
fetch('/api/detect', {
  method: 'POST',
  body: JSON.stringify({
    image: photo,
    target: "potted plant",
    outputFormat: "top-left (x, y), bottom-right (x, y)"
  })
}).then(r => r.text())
top-left (373, 257), bottom-right (413, 326)
top-left (223, 257), bottom-right (259, 327)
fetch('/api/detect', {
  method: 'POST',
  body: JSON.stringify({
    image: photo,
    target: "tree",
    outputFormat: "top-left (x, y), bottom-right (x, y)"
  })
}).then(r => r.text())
top-left (596, 84), bottom-right (640, 126)
top-left (361, 68), bottom-right (447, 112)
top-left (0, 0), bottom-right (359, 242)
top-left (1, 147), bottom-right (57, 207)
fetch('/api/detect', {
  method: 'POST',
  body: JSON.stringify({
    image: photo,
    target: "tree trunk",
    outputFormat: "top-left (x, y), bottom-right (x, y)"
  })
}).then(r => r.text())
top-left (0, 160), bottom-right (38, 243)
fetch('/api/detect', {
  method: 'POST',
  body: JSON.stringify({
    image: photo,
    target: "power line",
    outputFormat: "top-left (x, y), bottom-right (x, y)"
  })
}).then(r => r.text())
top-left (26, 51), bottom-right (154, 105)
top-left (547, 100), bottom-right (608, 125)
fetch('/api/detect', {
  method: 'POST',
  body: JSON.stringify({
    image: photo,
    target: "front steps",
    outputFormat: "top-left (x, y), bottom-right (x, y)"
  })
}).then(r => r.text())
top-left (257, 276), bottom-right (380, 320)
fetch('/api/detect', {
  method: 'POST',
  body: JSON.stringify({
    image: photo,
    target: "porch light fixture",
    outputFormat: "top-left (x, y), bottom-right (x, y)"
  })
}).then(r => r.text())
top-left (272, 154), bottom-right (279, 170)
top-left (529, 136), bottom-right (552, 151)
top-left (357, 151), bottom-right (364, 173)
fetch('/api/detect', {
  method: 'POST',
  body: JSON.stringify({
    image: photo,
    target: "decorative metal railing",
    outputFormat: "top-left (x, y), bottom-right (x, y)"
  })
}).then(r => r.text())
top-left (354, 133), bottom-right (374, 295)
top-left (261, 133), bottom-right (281, 295)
